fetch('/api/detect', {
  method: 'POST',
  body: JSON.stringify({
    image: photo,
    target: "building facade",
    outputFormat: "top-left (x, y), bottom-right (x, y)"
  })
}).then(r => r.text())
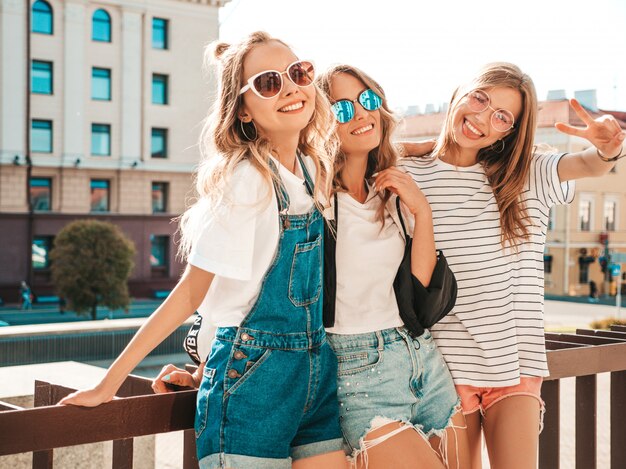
top-left (0, 0), bottom-right (228, 302)
top-left (398, 95), bottom-right (626, 297)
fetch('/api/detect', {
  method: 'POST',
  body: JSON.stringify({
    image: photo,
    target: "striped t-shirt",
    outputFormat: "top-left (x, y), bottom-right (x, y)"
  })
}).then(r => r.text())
top-left (399, 153), bottom-right (575, 387)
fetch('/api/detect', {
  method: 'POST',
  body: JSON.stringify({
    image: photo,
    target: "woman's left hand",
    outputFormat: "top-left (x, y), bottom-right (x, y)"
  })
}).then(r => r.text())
top-left (556, 98), bottom-right (625, 158)
top-left (374, 167), bottom-right (430, 215)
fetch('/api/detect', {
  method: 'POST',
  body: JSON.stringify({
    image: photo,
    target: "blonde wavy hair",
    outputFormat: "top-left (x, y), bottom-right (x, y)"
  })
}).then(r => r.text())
top-left (433, 62), bottom-right (538, 247)
top-left (178, 31), bottom-right (336, 259)
top-left (316, 65), bottom-right (400, 225)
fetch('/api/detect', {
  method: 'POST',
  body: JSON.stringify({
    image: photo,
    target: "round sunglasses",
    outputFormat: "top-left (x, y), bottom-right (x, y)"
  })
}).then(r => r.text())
top-left (239, 60), bottom-right (315, 99)
top-left (331, 89), bottom-right (383, 124)
top-left (465, 89), bottom-right (515, 132)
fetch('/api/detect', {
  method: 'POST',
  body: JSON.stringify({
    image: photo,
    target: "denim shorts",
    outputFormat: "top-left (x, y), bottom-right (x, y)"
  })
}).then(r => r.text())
top-left (195, 327), bottom-right (343, 469)
top-left (327, 327), bottom-right (460, 453)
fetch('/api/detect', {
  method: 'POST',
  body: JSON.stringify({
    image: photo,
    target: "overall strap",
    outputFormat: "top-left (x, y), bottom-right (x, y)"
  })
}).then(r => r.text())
top-left (267, 158), bottom-right (290, 214)
top-left (297, 151), bottom-right (315, 198)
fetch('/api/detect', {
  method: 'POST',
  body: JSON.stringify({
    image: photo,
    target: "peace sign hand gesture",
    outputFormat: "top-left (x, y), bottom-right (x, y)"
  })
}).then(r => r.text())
top-left (555, 99), bottom-right (625, 159)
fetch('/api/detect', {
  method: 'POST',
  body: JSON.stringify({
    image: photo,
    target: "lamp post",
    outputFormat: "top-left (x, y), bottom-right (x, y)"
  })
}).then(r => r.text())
top-left (25, 0), bottom-right (33, 288)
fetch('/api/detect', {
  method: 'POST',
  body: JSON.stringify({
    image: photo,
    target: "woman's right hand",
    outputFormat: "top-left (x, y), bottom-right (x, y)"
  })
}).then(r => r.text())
top-left (151, 362), bottom-right (204, 393)
top-left (58, 385), bottom-right (116, 407)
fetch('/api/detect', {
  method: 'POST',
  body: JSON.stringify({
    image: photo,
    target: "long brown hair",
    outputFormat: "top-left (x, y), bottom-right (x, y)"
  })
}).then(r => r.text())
top-left (178, 31), bottom-right (336, 259)
top-left (433, 62), bottom-right (538, 247)
top-left (316, 64), bottom-right (399, 225)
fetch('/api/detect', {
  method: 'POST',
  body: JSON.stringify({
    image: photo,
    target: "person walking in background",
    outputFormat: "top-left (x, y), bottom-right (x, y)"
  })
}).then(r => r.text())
top-left (20, 281), bottom-right (32, 310)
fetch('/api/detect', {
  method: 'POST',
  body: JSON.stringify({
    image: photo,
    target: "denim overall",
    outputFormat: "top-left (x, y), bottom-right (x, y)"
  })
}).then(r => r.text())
top-left (195, 156), bottom-right (343, 469)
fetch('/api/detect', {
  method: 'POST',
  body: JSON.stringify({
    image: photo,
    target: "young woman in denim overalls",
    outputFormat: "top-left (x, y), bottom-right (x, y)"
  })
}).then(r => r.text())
top-left (170, 65), bottom-right (471, 468)
top-left (61, 32), bottom-right (348, 469)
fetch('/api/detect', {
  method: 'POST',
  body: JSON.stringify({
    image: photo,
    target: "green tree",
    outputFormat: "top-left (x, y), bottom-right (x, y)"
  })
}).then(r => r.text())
top-left (51, 220), bottom-right (136, 320)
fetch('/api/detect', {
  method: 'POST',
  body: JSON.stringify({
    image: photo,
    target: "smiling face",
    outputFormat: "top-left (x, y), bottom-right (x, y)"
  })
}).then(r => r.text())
top-left (239, 41), bottom-right (316, 141)
top-left (330, 73), bottom-right (382, 157)
top-left (451, 86), bottom-right (522, 151)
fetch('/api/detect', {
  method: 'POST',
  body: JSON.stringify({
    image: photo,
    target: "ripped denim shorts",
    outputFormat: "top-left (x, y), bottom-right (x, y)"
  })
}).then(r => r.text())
top-left (327, 327), bottom-right (460, 454)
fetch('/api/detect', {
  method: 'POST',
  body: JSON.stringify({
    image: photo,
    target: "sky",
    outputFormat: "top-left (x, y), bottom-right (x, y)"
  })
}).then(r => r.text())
top-left (219, 0), bottom-right (626, 114)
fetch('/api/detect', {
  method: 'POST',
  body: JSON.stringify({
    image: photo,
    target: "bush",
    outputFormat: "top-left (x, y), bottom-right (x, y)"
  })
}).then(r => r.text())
top-left (589, 317), bottom-right (626, 330)
top-left (51, 220), bottom-right (135, 320)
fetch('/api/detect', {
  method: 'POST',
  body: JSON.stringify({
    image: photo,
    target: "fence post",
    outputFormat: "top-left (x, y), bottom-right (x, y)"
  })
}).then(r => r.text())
top-left (575, 375), bottom-right (596, 469)
top-left (33, 381), bottom-right (53, 469)
top-left (112, 438), bottom-right (134, 469)
top-left (611, 370), bottom-right (626, 467)
top-left (539, 379), bottom-right (560, 469)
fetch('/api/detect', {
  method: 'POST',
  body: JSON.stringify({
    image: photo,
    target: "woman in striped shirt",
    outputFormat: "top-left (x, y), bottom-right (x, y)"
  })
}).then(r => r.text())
top-left (400, 62), bottom-right (625, 469)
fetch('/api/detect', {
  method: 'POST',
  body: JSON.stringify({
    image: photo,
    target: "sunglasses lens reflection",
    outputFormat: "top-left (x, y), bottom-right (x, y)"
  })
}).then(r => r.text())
top-left (253, 72), bottom-right (283, 98)
top-left (331, 100), bottom-right (355, 124)
top-left (359, 89), bottom-right (382, 111)
top-left (289, 61), bottom-right (315, 87)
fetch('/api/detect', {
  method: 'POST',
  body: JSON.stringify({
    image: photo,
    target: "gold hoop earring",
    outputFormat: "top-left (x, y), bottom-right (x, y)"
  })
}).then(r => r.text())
top-left (240, 119), bottom-right (258, 141)
top-left (490, 139), bottom-right (505, 153)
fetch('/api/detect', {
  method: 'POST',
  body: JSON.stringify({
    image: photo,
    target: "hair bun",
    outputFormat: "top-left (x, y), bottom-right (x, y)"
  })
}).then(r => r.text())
top-left (212, 42), bottom-right (230, 60)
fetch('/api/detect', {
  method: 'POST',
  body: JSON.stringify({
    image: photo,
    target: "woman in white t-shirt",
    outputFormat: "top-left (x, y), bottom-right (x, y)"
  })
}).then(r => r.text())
top-left (60, 32), bottom-right (349, 469)
top-left (400, 62), bottom-right (625, 469)
top-left (317, 65), bottom-right (470, 469)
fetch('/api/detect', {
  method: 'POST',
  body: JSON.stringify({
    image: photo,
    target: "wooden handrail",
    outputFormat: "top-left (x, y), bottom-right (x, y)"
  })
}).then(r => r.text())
top-left (1, 330), bottom-right (626, 468)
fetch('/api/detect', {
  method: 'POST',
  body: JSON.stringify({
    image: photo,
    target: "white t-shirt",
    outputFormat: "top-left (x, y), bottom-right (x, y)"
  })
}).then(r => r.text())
top-left (188, 156), bottom-right (317, 342)
top-left (399, 153), bottom-right (575, 387)
top-left (325, 189), bottom-right (405, 334)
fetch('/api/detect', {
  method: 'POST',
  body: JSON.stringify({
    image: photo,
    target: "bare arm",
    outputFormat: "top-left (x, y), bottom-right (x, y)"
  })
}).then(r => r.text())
top-left (375, 167), bottom-right (436, 285)
top-left (60, 264), bottom-right (214, 406)
top-left (396, 139), bottom-right (437, 159)
top-left (555, 99), bottom-right (625, 181)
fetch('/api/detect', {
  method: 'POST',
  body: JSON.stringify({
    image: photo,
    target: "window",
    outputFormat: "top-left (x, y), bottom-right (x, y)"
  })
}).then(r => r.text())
top-left (604, 199), bottom-right (617, 231)
top-left (32, 0), bottom-right (53, 35)
top-left (92, 68), bottom-right (111, 101)
top-left (31, 120), bottom-right (53, 153)
top-left (90, 179), bottom-right (110, 212)
top-left (91, 124), bottom-right (111, 156)
top-left (92, 9), bottom-right (111, 42)
top-left (578, 254), bottom-right (594, 284)
top-left (32, 60), bottom-right (53, 94)
top-left (579, 198), bottom-right (592, 231)
top-left (152, 74), bottom-right (168, 105)
top-left (32, 236), bottom-right (54, 269)
top-left (152, 18), bottom-right (168, 49)
top-left (543, 254), bottom-right (553, 274)
top-left (152, 182), bottom-right (168, 213)
top-left (30, 178), bottom-right (52, 211)
top-left (151, 128), bottom-right (168, 158)
top-left (150, 235), bottom-right (169, 276)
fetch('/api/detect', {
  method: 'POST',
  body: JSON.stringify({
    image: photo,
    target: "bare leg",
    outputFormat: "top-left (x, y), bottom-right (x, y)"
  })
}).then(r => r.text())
top-left (464, 410), bottom-right (483, 469)
top-left (292, 450), bottom-right (348, 469)
top-left (427, 411), bottom-right (471, 469)
top-left (351, 421), bottom-right (446, 469)
top-left (482, 396), bottom-right (541, 469)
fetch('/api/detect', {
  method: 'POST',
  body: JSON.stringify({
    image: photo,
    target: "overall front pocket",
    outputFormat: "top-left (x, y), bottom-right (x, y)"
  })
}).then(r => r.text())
top-left (224, 346), bottom-right (273, 397)
top-left (288, 234), bottom-right (322, 307)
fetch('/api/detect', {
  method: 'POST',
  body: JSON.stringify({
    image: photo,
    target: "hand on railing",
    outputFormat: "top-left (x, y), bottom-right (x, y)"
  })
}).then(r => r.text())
top-left (151, 362), bottom-right (204, 393)
top-left (58, 385), bottom-right (117, 407)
